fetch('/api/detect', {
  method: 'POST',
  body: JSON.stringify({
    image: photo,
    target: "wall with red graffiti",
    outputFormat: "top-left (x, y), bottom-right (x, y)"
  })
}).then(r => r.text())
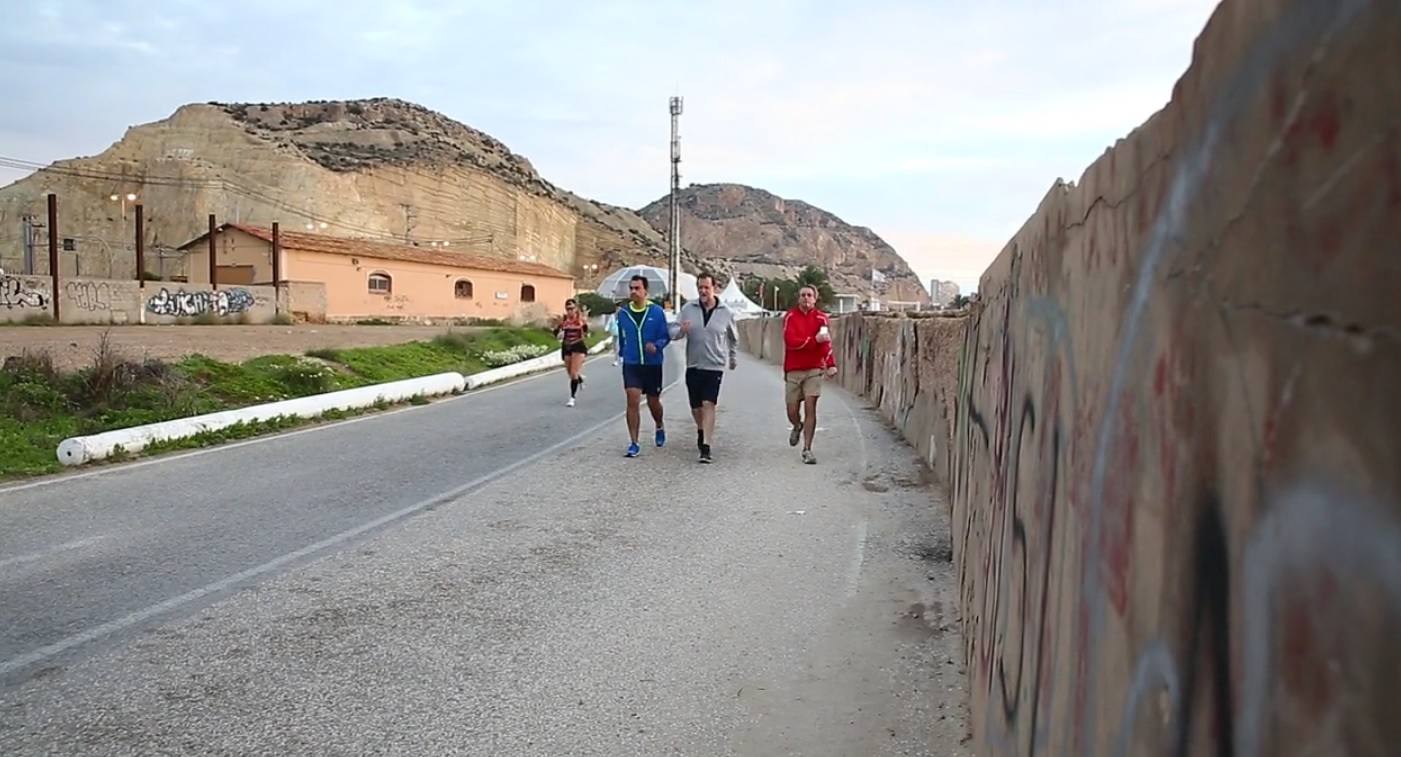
top-left (954, 0), bottom-right (1399, 753)
top-left (740, 1), bottom-right (1400, 754)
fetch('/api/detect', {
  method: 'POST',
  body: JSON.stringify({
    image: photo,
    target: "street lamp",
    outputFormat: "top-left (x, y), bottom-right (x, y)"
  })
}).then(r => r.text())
top-left (109, 192), bottom-right (137, 220)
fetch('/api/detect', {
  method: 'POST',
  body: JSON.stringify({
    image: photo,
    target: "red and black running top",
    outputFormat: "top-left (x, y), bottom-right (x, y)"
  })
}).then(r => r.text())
top-left (556, 317), bottom-right (588, 345)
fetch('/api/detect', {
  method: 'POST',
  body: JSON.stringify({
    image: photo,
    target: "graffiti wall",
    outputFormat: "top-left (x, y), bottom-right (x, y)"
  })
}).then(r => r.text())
top-left (739, 1), bottom-right (1400, 754)
top-left (0, 277), bottom-right (285, 325)
top-left (951, 0), bottom-right (1400, 753)
top-left (0, 275), bottom-right (52, 315)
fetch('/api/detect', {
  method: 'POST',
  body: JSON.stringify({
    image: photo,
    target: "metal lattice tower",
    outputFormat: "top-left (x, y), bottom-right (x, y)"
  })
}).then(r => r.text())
top-left (668, 96), bottom-right (683, 312)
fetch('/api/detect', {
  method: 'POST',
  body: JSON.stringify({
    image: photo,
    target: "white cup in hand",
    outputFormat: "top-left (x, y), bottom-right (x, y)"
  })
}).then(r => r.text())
top-left (816, 325), bottom-right (831, 343)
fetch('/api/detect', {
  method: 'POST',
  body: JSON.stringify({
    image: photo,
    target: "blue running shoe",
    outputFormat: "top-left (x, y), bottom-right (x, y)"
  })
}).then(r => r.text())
top-left (655, 428), bottom-right (666, 447)
top-left (626, 442), bottom-right (641, 458)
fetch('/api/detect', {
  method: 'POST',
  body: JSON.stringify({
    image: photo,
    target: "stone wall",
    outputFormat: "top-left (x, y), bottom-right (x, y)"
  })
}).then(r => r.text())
top-left (0, 275), bottom-right (326, 325)
top-left (740, 1), bottom-right (1400, 753)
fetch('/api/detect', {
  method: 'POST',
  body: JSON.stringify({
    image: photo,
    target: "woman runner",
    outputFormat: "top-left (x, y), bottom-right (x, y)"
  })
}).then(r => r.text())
top-left (555, 298), bottom-right (590, 407)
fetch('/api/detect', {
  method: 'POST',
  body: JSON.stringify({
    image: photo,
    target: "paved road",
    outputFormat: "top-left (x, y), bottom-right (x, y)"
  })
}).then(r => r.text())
top-left (0, 350), bottom-right (970, 755)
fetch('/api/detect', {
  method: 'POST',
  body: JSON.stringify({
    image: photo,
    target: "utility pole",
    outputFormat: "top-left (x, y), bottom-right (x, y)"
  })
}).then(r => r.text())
top-left (668, 96), bottom-right (683, 313)
top-left (21, 214), bottom-right (35, 274)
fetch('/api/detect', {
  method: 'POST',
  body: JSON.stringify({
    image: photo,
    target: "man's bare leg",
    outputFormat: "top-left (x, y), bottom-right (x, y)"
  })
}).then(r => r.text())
top-left (803, 395), bottom-right (819, 451)
top-left (647, 393), bottom-right (665, 430)
top-left (702, 402), bottom-right (717, 445)
top-left (626, 388), bottom-right (642, 443)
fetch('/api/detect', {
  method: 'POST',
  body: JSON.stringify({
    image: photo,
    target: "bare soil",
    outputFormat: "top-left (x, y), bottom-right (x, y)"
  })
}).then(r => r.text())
top-left (0, 324), bottom-right (470, 370)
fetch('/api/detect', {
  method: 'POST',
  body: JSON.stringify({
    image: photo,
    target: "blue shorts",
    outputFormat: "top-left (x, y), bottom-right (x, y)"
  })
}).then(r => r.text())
top-left (622, 364), bottom-right (664, 396)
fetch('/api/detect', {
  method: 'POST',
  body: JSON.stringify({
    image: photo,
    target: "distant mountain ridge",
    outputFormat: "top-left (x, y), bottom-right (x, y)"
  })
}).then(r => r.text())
top-left (638, 183), bottom-right (928, 303)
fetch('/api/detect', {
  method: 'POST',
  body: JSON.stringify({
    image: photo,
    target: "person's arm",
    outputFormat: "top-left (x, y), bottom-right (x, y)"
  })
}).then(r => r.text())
top-left (726, 319), bottom-right (738, 369)
top-left (649, 307), bottom-right (671, 351)
top-left (782, 312), bottom-right (811, 350)
top-left (668, 310), bottom-right (686, 341)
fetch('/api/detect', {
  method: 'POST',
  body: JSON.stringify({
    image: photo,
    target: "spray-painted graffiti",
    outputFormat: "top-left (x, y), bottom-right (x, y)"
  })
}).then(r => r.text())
top-left (65, 280), bottom-right (113, 312)
top-left (146, 287), bottom-right (255, 317)
top-left (1, 275), bottom-right (48, 310)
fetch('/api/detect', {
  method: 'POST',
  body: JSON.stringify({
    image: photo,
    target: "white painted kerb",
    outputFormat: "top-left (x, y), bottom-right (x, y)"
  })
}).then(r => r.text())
top-left (56, 372), bottom-right (466, 466)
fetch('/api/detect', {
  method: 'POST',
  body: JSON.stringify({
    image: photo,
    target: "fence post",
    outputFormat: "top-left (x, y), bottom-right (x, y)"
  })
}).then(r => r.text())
top-left (272, 221), bottom-right (281, 314)
top-left (47, 193), bottom-right (59, 322)
top-left (135, 203), bottom-right (145, 288)
top-left (207, 213), bottom-right (217, 291)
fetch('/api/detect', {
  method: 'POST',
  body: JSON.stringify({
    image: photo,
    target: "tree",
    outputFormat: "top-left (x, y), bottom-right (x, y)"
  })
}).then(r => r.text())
top-left (949, 294), bottom-right (971, 310)
top-left (794, 265), bottom-right (837, 308)
top-left (574, 291), bottom-right (615, 315)
top-left (740, 267), bottom-right (837, 311)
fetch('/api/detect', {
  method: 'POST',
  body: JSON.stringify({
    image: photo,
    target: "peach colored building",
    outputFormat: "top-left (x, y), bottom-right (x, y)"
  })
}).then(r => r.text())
top-left (179, 224), bottom-right (575, 321)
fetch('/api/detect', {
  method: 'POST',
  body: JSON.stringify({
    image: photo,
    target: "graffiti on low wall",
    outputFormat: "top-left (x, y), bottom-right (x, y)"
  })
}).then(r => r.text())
top-left (1, 275), bottom-right (49, 310)
top-left (65, 280), bottom-right (113, 312)
top-left (146, 287), bottom-right (255, 318)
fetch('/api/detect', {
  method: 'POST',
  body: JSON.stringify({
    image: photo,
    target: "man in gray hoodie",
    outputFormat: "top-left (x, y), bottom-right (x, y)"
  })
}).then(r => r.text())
top-left (671, 272), bottom-right (738, 463)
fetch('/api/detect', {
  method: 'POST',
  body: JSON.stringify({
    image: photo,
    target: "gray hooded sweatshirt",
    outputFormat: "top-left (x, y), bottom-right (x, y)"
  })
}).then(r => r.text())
top-left (672, 298), bottom-right (738, 371)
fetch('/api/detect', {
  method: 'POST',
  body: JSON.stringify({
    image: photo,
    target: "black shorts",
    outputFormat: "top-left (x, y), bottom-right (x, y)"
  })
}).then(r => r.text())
top-left (622, 364), bottom-right (664, 396)
top-left (561, 340), bottom-right (588, 358)
top-left (685, 368), bottom-right (723, 409)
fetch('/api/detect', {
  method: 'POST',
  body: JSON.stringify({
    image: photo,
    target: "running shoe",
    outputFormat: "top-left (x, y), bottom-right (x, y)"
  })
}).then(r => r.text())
top-left (802, 449), bottom-right (817, 465)
top-left (566, 397), bottom-right (576, 408)
top-left (655, 428), bottom-right (667, 447)
top-left (789, 424), bottom-right (802, 447)
top-left (626, 442), bottom-right (641, 458)
top-left (699, 444), bottom-right (712, 464)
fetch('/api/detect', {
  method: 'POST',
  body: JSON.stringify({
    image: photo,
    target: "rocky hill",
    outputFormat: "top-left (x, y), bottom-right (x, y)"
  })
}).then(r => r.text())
top-left (0, 98), bottom-right (702, 280)
top-left (639, 184), bottom-right (928, 303)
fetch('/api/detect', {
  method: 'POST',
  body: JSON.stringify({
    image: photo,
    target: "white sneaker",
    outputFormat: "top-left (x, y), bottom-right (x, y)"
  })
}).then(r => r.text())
top-left (566, 398), bottom-right (576, 407)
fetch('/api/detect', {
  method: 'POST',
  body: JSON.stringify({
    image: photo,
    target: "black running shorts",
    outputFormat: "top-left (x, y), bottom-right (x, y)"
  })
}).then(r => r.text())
top-left (685, 367), bottom-right (723, 409)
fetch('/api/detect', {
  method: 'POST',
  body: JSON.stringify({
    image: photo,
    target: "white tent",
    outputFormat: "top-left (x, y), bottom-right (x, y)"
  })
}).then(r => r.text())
top-left (719, 278), bottom-right (767, 319)
top-left (595, 265), bottom-right (699, 302)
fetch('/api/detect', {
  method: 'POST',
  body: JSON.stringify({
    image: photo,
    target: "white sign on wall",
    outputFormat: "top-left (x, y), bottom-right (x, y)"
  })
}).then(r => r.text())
top-left (495, 291), bottom-right (509, 300)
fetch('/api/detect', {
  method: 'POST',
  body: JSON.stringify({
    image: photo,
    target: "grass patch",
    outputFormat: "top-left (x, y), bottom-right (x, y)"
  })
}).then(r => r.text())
top-left (313, 327), bottom-right (560, 380)
top-left (0, 325), bottom-right (572, 480)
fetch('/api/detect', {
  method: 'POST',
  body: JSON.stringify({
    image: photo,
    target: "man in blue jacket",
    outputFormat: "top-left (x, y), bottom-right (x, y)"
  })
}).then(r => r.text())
top-left (616, 274), bottom-right (671, 457)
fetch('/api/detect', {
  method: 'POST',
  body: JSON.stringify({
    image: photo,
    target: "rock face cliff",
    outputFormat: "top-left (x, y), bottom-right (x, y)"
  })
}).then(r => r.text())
top-left (639, 183), bottom-right (928, 303)
top-left (0, 99), bottom-right (692, 280)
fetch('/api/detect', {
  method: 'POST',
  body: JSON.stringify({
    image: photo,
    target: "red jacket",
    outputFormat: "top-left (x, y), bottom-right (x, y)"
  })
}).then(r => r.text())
top-left (783, 306), bottom-right (837, 372)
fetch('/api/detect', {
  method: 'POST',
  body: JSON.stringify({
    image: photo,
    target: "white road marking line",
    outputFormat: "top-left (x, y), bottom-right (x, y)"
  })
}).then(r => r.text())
top-left (845, 520), bottom-right (869, 598)
top-left (0, 536), bottom-right (108, 570)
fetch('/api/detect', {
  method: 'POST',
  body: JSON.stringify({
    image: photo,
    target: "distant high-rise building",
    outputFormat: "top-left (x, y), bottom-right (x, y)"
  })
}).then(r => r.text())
top-left (928, 279), bottom-right (961, 307)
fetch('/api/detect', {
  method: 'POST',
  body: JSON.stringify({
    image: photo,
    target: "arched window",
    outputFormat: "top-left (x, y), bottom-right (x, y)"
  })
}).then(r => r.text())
top-left (454, 279), bottom-right (474, 299)
top-left (368, 273), bottom-right (392, 294)
top-left (520, 283), bottom-right (536, 303)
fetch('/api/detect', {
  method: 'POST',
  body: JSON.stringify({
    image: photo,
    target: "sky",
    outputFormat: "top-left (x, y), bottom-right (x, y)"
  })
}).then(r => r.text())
top-left (0, 0), bottom-right (1220, 294)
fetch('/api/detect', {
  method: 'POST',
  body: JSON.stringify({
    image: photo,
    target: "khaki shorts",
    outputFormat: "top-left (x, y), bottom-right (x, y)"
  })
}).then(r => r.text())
top-left (785, 369), bottom-right (825, 403)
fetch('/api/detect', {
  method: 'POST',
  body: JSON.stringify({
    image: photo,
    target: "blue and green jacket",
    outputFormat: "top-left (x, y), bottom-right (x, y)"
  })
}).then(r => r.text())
top-left (615, 302), bottom-right (671, 366)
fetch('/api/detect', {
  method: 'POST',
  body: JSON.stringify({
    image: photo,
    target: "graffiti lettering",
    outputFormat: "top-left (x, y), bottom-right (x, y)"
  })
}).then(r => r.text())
top-left (0, 275), bottom-right (48, 310)
top-left (146, 287), bottom-right (255, 317)
top-left (65, 281), bottom-right (113, 312)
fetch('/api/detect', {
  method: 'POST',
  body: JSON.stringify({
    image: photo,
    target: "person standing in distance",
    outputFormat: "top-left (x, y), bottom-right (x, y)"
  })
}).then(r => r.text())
top-left (616, 274), bottom-right (671, 457)
top-left (553, 298), bottom-right (589, 407)
top-left (782, 285), bottom-right (837, 464)
top-left (671, 272), bottom-right (738, 464)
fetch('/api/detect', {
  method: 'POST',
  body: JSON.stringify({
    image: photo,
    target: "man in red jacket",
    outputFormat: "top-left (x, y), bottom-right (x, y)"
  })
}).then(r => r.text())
top-left (782, 285), bottom-right (837, 464)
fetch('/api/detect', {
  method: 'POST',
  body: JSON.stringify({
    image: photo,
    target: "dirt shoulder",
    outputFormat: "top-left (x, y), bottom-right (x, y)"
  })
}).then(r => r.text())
top-left (0, 325), bottom-right (467, 371)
